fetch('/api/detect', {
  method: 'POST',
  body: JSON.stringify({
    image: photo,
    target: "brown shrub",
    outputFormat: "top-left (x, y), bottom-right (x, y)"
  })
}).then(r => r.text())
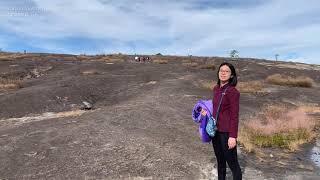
top-left (182, 62), bottom-right (198, 67)
top-left (182, 59), bottom-right (192, 63)
top-left (0, 78), bottom-right (22, 89)
top-left (198, 64), bottom-right (216, 70)
top-left (266, 74), bottom-right (314, 87)
top-left (63, 56), bottom-right (78, 61)
top-left (237, 81), bottom-right (264, 93)
top-left (298, 104), bottom-right (320, 114)
top-left (153, 59), bottom-right (168, 64)
top-left (199, 80), bottom-right (215, 90)
top-left (106, 58), bottom-right (125, 62)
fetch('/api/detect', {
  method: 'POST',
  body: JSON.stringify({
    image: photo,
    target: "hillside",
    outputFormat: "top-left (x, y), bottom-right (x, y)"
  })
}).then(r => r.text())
top-left (0, 52), bottom-right (319, 179)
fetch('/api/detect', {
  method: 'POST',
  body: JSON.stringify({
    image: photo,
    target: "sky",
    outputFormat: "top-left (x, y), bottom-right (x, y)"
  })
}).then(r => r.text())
top-left (0, 0), bottom-right (319, 65)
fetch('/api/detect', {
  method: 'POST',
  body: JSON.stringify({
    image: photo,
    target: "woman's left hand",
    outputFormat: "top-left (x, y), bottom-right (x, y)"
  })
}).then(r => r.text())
top-left (228, 137), bottom-right (237, 149)
top-left (201, 109), bottom-right (207, 116)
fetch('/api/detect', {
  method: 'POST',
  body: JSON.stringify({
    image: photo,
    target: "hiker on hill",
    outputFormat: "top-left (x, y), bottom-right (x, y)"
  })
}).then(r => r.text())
top-left (134, 56), bottom-right (139, 62)
top-left (146, 56), bottom-right (151, 62)
top-left (202, 62), bottom-right (242, 180)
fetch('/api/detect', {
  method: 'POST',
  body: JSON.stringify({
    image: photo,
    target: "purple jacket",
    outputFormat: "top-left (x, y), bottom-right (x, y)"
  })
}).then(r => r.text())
top-left (192, 100), bottom-right (213, 143)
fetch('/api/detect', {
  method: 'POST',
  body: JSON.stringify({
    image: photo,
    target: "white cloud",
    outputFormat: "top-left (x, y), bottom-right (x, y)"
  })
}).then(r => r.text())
top-left (0, 0), bottom-right (319, 64)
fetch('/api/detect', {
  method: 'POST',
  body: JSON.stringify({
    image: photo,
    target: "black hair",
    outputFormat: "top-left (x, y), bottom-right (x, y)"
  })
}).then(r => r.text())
top-left (217, 62), bottom-right (237, 86)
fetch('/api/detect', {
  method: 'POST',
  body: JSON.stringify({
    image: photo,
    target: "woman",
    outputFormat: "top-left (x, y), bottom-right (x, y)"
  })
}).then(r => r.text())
top-left (202, 62), bottom-right (242, 180)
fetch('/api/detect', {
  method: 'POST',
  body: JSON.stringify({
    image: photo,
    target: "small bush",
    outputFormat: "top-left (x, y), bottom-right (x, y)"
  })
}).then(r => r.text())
top-left (98, 56), bottom-right (124, 62)
top-left (238, 105), bottom-right (316, 152)
top-left (0, 78), bottom-right (22, 89)
top-left (252, 129), bottom-right (311, 149)
top-left (237, 81), bottom-right (264, 93)
top-left (266, 74), bottom-right (314, 87)
top-left (153, 59), bottom-right (168, 64)
top-left (106, 58), bottom-right (124, 62)
top-left (182, 59), bottom-right (192, 63)
top-left (182, 62), bottom-right (198, 67)
top-left (199, 80), bottom-right (215, 90)
top-left (198, 64), bottom-right (216, 70)
top-left (298, 104), bottom-right (320, 113)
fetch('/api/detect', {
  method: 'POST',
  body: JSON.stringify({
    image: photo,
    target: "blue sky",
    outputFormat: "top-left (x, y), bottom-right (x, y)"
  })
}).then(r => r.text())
top-left (0, 0), bottom-right (319, 64)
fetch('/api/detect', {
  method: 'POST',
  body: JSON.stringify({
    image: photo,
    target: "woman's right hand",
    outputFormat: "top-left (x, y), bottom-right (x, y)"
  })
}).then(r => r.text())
top-left (201, 109), bottom-right (207, 116)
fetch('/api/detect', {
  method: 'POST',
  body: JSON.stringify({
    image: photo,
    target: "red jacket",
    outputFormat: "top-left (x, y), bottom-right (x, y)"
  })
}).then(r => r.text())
top-left (212, 84), bottom-right (240, 138)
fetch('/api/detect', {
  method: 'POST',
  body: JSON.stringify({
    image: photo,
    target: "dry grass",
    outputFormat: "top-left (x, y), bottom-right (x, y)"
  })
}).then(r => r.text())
top-left (0, 78), bottom-right (22, 89)
top-left (238, 105), bottom-right (316, 152)
top-left (153, 59), bottom-right (168, 64)
top-left (89, 55), bottom-right (125, 62)
top-left (297, 104), bottom-right (320, 114)
top-left (266, 74), bottom-right (314, 87)
top-left (182, 59), bottom-right (192, 63)
top-left (105, 58), bottom-right (125, 63)
top-left (182, 62), bottom-right (198, 67)
top-left (0, 54), bottom-right (20, 60)
top-left (198, 80), bottom-right (215, 90)
top-left (0, 53), bottom-right (30, 60)
top-left (237, 127), bottom-right (256, 152)
top-left (62, 56), bottom-right (78, 61)
top-left (237, 81), bottom-right (264, 93)
top-left (198, 64), bottom-right (216, 70)
top-left (81, 70), bottom-right (99, 75)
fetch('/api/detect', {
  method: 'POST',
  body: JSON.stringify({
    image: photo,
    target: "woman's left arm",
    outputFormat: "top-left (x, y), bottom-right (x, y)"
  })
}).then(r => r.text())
top-left (228, 88), bottom-right (240, 138)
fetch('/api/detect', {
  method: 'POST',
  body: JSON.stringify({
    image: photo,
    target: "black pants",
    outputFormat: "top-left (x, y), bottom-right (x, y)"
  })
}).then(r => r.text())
top-left (212, 131), bottom-right (242, 180)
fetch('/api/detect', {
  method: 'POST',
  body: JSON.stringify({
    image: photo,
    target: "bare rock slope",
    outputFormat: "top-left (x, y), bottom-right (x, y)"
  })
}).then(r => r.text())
top-left (0, 53), bottom-right (319, 179)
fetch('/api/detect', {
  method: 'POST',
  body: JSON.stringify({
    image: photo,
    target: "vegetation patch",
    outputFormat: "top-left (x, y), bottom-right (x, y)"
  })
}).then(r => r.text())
top-left (182, 59), bottom-right (192, 63)
top-left (237, 81), bottom-right (264, 93)
top-left (266, 74), bottom-right (314, 87)
top-left (198, 64), bottom-right (216, 70)
top-left (153, 59), bottom-right (168, 64)
top-left (198, 80), bottom-right (215, 90)
top-left (182, 62), bottom-right (198, 67)
top-left (0, 78), bottom-right (22, 89)
top-left (238, 105), bottom-right (316, 152)
top-left (297, 103), bottom-right (320, 114)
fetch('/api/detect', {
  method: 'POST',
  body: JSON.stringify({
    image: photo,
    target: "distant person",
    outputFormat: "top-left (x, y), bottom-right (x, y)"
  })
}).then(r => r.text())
top-left (202, 62), bottom-right (242, 180)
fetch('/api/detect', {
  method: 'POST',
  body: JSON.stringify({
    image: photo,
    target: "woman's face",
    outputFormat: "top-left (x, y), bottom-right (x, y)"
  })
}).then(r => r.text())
top-left (219, 65), bottom-right (232, 83)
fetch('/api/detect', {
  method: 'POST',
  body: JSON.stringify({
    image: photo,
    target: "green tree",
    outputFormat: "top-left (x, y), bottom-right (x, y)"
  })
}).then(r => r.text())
top-left (230, 50), bottom-right (239, 58)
